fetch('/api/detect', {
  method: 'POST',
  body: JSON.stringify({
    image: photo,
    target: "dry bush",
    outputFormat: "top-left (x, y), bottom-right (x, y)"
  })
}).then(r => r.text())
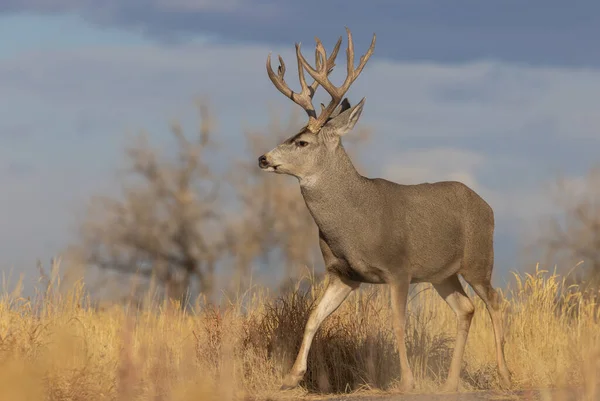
top-left (73, 102), bottom-right (223, 303)
top-left (539, 165), bottom-right (600, 290)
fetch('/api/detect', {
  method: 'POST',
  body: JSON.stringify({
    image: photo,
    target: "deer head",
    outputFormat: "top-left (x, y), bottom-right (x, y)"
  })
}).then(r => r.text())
top-left (258, 28), bottom-right (376, 183)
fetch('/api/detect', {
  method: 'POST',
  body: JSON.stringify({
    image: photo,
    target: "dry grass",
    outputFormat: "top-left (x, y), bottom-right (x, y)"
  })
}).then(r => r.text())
top-left (0, 264), bottom-right (598, 401)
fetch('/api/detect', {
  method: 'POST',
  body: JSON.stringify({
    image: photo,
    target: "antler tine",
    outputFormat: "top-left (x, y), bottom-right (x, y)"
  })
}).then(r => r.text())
top-left (339, 27), bottom-right (376, 95)
top-left (266, 36), bottom-right (344, 122)
top-left (277, 56), bottom-right (286, 79)
top-left (309, 36), bottom-right (342, 96)
top-left (266, 53), bottom-right (293, 100)
top-left (353, 31), bottom-right (376, 79)
top-left (346, 27), bottom-right (355, 82)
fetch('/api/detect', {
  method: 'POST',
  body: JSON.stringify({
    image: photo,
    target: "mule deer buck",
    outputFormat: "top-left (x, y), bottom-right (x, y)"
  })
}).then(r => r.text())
top-left (258, 28), bottom-right (511, 392)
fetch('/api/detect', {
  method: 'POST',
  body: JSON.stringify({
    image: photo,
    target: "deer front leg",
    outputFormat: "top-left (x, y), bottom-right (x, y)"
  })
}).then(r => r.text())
top-left (280, 274), bottom-right (358, 390)
top-left (390, 276), bottom-right (415, 392)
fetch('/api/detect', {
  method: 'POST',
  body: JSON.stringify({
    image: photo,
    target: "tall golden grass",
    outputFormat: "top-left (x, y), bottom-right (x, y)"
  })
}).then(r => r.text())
top-left (0, 262), bottom-right (598, 401)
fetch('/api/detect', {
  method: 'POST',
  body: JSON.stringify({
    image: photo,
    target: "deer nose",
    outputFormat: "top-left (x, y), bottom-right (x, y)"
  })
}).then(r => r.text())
top-left (258, 155), bottom-right (269, 168)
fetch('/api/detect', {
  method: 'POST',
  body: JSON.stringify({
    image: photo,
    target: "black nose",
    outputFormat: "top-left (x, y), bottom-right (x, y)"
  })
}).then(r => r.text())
top-left (258, 155), bottom-right (269, 168)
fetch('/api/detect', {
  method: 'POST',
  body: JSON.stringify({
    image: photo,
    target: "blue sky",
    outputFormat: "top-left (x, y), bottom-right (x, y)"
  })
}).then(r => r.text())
top-left (1, 1), bottom-right (599, 288)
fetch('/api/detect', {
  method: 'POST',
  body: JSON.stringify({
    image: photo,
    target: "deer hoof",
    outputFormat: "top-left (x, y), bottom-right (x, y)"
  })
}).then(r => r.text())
top-left (279, 372), bottom-right (303, 390)
top-left (499, 372), bottom-right (512, 390)
top-left (398, 377), bottom-right (415, 393)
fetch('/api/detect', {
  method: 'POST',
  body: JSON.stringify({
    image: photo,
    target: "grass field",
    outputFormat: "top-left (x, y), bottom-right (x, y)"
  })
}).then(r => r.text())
top-left (0, 263), bottom-right (598, 401)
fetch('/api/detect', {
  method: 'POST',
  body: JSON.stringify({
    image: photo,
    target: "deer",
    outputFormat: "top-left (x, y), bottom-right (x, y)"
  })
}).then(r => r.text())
top-left (258, 27), bottom-right (511, 393)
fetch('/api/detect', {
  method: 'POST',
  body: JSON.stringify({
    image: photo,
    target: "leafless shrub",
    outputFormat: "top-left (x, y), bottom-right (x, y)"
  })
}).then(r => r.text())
top-left (532, 166), bottom-right (600, 321)
top-left (72, 102), bottom-right (224, 303)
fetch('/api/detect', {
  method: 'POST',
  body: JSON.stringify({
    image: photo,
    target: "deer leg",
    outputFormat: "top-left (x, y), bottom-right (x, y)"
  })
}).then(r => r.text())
top-left (468, 281), bottom-right (511, 388)
top-left (280, 274), bottom-right (358, 390)
top-left (390, 277), bottom-right (415, 392)
top-left (433, 275), bottom-right (474, 392)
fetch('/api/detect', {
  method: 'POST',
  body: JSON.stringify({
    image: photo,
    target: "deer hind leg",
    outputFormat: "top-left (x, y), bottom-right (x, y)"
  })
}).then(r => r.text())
top-left (433, 274), bottom-right (475, 392)
top-left (466, 279), bottom-right (511, 388)
top-left (390, 277), bottom-right (415, 392)
top-left (280, 274), bottom-right (359, 390)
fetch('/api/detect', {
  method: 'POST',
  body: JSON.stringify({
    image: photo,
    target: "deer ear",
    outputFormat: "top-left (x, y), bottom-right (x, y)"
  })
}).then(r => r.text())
top-left (323, 97), bottom-right (365, 137)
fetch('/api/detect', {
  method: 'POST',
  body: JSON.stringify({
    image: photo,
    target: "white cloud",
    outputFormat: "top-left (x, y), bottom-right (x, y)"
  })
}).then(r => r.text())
top-left (349, 60), bottom-right (600, 140)
top-left (382, 148), bottom-right (484, 189)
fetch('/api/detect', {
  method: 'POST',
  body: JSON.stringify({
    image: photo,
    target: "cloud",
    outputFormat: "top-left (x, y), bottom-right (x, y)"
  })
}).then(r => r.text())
top-left (355, 60), bottom-right (600, 141)
top-left (2, 2), bottom-right (600, 66)
top-left (1, 38), bottom-right (599, 274)
top-left (383, 148), bottom-right (484, 189)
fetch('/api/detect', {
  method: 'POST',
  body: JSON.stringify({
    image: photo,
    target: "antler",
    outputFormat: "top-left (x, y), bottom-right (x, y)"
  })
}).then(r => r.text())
top-left (297, 27), bottom-right (376, 133)
top-left (266, 28), bottom-right (376, 134)
top-left (266, 36), bottom-right (342, 126)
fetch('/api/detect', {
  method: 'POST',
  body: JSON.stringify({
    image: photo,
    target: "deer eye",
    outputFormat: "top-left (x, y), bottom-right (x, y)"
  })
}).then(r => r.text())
top-left (295, 140), bottom-right (309, 148)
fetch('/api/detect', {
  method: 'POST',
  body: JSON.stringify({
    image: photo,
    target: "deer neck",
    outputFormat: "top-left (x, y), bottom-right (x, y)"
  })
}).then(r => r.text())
top-left (299, 146), bottom-right (365, 229)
